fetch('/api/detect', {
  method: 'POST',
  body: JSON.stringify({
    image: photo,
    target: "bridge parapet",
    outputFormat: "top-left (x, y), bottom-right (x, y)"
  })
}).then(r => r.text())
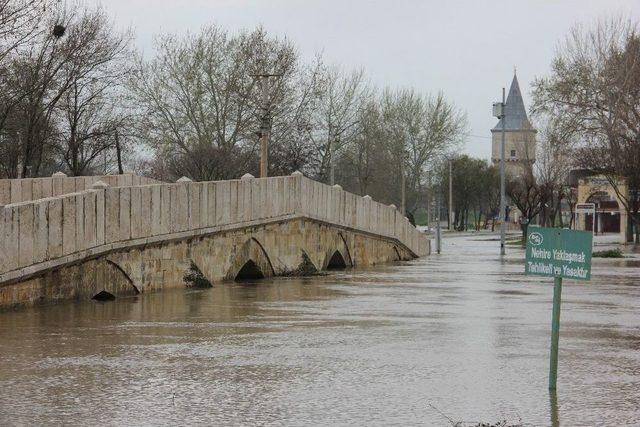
top-left (298, 178), bottom-right (427, 256)
top-left (0, 174), bottom-right (427, 284)
top-left (0, 173), bottom-right (159, 205)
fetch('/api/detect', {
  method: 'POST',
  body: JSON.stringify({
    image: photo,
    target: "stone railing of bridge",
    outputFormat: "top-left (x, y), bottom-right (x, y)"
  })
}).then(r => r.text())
top-left (0, 172), bottom-right (428, 287)
top-left (0, 172), bottom-right (160, 205)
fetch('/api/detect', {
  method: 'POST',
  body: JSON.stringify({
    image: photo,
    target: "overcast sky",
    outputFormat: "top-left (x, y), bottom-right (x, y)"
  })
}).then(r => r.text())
top-left (89, 0), bottom-right (640, 159)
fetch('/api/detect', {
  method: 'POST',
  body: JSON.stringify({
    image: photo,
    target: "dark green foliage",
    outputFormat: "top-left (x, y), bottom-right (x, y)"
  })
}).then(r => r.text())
top-left (592, 248), bottom-right (624, 258)
top-left (281, 251), bottom-right (320, 276)
top-left (184, 261), bottom-right (213, 288)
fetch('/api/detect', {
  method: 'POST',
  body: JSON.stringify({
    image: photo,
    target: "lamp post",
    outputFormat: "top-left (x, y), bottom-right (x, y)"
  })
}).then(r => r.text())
top-left (493, 88), bottom-right (507, 256)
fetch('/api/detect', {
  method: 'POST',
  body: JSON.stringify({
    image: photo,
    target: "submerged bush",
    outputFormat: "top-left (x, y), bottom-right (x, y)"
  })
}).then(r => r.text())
top-left (592, 248), bottom-right (624, 258)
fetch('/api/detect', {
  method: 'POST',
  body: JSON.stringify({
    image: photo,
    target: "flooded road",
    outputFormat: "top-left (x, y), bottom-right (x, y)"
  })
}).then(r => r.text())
top-left (0, 235), bottom-right (639, 426)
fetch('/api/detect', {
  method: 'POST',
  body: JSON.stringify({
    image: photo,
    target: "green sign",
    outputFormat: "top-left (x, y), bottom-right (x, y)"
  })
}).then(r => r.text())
top-left (524, 226), bottom-right (594, 390)
top-left (525, 227), bottom-right (593, 281)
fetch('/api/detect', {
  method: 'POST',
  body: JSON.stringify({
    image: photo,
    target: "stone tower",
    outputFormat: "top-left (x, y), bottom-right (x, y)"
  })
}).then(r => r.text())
top-left (491, 73), bottom-right (537, 178)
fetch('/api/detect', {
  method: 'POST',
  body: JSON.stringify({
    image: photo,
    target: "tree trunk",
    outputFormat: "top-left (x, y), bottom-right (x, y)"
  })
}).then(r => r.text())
top-left (115, 130), bottom-right (124, 175)
top-left (521, 222), bottom-right (529, 241)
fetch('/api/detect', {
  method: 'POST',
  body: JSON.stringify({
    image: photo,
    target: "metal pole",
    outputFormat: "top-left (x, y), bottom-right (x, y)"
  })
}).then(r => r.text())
top-left (500, 87), bottom-right (506, 256)
top-left (449, 159), bottom-right (453, 230)
top-left (436, 184), bottom-right (442, 254)
top-left (426, 171), bottom-right (431, 228)
top-left (260, 77), bottom-right (269, 178)
top-left (400, 161), bottom-right (406, 215)
top-left (549, 276), bottom-right (563, 390)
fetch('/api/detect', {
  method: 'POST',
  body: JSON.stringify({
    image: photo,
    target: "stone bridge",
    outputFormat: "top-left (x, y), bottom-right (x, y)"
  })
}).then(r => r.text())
top-left (0, 172), bottom-right (429, 309)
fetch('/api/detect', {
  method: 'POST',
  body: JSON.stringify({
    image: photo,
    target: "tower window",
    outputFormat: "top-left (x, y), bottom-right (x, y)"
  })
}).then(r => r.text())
top-left (510, 149), bottom-right (516, 158)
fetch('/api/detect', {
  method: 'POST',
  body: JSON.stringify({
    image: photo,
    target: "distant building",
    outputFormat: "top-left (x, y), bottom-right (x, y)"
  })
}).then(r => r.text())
top-left (491, 73), bottom-right (537, 179)
top-left (568, 170), bottom-right (628, 243)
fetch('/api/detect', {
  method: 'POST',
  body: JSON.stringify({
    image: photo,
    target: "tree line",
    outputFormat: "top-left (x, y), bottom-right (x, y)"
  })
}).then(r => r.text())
top-left (530, 17), bottom-right (640, 243)
top-left (0, 1), bottom-right (467, 216)
top-left (435, 17), bottom-right (640, 244)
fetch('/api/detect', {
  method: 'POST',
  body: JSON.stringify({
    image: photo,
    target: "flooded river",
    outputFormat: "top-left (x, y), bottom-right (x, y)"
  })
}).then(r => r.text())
top-left (0, 235), bottom-right (639, 425)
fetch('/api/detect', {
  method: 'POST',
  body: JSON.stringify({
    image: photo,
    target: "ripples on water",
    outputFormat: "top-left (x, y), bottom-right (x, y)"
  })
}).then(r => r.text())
top-left (0, 236), bottom-right (638, 426)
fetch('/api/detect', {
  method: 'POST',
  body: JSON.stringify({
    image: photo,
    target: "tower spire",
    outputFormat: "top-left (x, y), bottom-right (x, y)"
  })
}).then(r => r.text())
top-left (492, 72), bottom-right (532, 131)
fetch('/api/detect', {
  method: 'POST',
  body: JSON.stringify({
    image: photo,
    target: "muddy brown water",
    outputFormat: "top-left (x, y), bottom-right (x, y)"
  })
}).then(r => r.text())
top-left (0, 235), bottom-right (638, 426)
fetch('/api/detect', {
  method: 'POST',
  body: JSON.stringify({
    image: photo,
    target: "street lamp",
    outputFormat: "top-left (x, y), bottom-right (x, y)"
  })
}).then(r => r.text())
top-left (493, 87), bottom-right (507, 256)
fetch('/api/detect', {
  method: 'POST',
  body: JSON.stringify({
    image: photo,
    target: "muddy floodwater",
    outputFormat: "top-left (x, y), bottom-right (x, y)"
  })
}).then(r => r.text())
top-left (0, 235), bottom-right (639, 426)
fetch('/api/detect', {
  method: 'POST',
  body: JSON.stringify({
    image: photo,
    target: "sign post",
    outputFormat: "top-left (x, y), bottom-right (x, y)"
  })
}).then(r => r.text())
top-left (524, 227), bottom-right (593, 390)
top-left (549, 276), bottom-right (562, 391)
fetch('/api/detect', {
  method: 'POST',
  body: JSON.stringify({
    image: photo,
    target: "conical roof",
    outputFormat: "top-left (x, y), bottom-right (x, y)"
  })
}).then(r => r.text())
top-left (492, 73), bottom-right (533, 131)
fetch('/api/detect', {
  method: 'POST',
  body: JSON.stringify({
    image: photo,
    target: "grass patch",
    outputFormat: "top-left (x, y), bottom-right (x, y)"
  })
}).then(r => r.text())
top-left (592, 248), bottom-right (625, 258)
top-left (506, 239), bottom-right (525, 246)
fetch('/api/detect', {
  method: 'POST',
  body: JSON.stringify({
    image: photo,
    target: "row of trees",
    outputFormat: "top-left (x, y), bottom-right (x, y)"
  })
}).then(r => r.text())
top-left (0, 2), bottom-right (134, 178)
top-left (530, 17), bottom-right (640, 243)
top-left (433, 156), bottom-right (500, 232)
top-left (0, 1), bottom-right (466, 214)
top-left (132, 26), bottom-right (467, 211)
top-left (443, 18), bottom-right (640, 243)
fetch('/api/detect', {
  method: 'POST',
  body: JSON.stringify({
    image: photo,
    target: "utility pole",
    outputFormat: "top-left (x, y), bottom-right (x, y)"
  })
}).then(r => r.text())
top-left (259, 77), bottom-right (270, 178)
top-left (400, 160), bottom-right (406, 216)
top-left (115, 129), bottom-right (124, 175)
top-left (500, 87), bottom-right (506, 256)
top-left (16, 131), bottom-right (22, 179)
top-left (436, 181), bottom-right (442, 254)
top-left (251, 72), bottom-right (283, 178)
top-left (329, 134), bottom-right (338, 186)
top-left (426, 171), bottom-right (431, 228)
top-left (493, 88), bottom-right (507, 255)
top-left (448, 158), bottom-right (453, 230)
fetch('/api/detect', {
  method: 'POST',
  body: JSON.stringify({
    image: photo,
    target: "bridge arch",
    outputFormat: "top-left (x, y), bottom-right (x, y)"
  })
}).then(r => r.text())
top-left (323, 233), bottom-right (353, 270)
top-left (91, 259), bottom-right (140, 301)
top-left (393, 246), bottom-right (402, 261)
top-left (228, 237), bottom-right (275, 281)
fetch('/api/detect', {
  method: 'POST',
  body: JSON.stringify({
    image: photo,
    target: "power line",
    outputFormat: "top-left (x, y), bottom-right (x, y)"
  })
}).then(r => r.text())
top-left (463, 133), bottom-right (492, 140)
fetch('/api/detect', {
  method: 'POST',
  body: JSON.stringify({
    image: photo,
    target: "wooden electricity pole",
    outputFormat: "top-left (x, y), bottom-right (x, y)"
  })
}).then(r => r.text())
top-left (251, 72), bottom-right (283, 178)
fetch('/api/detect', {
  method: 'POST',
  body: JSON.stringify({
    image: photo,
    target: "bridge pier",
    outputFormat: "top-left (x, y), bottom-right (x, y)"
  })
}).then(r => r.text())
top-left (0, 218), bottom-right (416, 308)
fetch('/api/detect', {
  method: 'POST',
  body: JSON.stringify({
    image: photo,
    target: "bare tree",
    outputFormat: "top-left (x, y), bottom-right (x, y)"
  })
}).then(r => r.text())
top-left (131, 25), bottom-right (255, 180)
top-left (507, 163), bottom-right (544, 240)
top-left (131, 25), bottom-right (323, 181)
top-left (379, 88), bottom-right (466, 213)
top-left (0, 0), bottom-right (47, 61)
top-left (310, 66), bottom-right (371, 183)
top-left (533, 116), bottom-right (576, 227)
top-left (0, 5), bottom-right (133, 177)
top-left (533, 17), bottom-right (640, 243)
top-left (54, 9), bottom-right (134, 176)
top-left (340, 100), bottom-right (383, 195)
